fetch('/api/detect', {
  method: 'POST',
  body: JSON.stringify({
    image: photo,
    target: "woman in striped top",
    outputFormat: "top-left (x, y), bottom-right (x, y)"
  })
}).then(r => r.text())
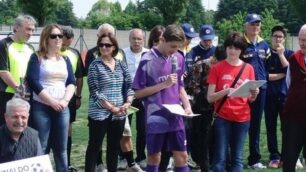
top-left (85, 33), bottom-right (134, 172)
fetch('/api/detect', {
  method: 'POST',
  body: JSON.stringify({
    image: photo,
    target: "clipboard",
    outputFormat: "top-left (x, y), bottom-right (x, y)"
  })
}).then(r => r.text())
top-left (228, 80), bottom-right (266, 97)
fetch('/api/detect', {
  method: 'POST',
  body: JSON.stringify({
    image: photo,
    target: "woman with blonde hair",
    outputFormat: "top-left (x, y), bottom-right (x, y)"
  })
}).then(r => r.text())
top-left (26, 24), bottom-right (76, 172)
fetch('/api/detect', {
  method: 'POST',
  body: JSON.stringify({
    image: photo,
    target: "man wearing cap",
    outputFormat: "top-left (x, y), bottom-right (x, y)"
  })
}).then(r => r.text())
top-left (185, 24), bottom-right (216, 73)
top-left (185, 24), bottom-right (216, 172)
top-left (181, 23), bottom-right (197, 56)
top-left (241, 13), bottom-right (271, 169)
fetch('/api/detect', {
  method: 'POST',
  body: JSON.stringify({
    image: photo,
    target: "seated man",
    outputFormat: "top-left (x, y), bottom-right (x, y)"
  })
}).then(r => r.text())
top-left (0, 98), bottom-right (42, 163)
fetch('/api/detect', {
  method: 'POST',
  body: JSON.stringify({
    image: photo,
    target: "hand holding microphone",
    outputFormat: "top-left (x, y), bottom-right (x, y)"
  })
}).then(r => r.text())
top-left (164, 56), bottom-right (178, 88)
top-left (171, 55), bottom-right (177, 74)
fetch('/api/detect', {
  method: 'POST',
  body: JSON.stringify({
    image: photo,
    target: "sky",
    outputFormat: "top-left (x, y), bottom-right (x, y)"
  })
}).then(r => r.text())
top-left (71, 0), bottom-right (219, 18)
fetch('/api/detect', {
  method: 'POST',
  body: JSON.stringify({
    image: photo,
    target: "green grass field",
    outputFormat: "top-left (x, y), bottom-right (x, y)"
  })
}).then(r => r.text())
top-left (67, 78), bottom-right (304, 171)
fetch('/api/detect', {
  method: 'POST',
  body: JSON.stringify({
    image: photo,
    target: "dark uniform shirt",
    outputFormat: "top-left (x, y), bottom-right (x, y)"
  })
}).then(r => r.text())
top-left (185, 44), bottom-right (216, 73)
top-left (266, 48), bottom-right (293, 97)
top-left (241, 34), bottom-right (271, 89)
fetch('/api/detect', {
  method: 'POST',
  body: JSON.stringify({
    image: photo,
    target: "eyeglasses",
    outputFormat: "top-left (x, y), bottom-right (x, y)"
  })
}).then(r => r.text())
top-left (99, 43), bottom-right (113, 48)
top-left (49, 34), bottom-right (63, 39)
top-left (272, 35), bottom-right (284, 39)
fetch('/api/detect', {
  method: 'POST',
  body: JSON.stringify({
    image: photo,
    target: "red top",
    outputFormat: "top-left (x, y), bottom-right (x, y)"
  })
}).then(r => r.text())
top-left (207, 60), bottom-right (255, 122)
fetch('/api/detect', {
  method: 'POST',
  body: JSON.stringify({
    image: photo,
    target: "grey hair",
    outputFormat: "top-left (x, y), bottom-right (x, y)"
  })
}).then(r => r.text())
top-left (129, 28), bottom-right (145, 39)
top-left (13, 14), bottom-right (36, 32)
top-left (298, 24), bottom-right (306, 37)
top-left (97, 23), bottom-right (115, 36)
top-left (62, 25), bottom-right (74, 38)
top-left (5, 98), bottom-right (30, 116)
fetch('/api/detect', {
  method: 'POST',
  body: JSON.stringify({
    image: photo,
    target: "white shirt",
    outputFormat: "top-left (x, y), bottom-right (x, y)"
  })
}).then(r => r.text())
top-left (33, 58), bottom-right (68, 104)
top-left (123, 47), bottom-right (148, 80)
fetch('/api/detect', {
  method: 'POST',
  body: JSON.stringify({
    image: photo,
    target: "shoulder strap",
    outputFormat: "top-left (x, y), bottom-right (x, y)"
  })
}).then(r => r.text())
top-left (215, 62), bottom-right (246, 114)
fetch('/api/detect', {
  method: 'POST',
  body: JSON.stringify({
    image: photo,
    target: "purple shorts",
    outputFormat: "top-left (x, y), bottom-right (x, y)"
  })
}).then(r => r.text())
top-left (146, 130), bottom-right (187, 155)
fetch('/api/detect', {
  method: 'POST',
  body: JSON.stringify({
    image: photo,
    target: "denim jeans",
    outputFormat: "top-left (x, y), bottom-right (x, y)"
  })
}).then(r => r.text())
top-left (212, 117), bottom-right (250, 172)
top-left (31, 101), bottom-right (69, 172)
top-left (85, 116), bottom-right (125, 172)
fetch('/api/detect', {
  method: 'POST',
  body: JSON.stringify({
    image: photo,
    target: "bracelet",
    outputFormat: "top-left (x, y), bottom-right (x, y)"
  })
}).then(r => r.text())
top-left (76, 95), bottom-right (82, 99)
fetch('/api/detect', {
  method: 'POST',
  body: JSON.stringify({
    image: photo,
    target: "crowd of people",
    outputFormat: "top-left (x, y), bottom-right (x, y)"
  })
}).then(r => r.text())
top-left (0, 13), bottom-right (306, 172)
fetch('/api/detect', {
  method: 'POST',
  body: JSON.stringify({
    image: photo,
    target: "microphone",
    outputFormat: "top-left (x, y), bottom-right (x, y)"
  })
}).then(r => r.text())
top-left (171, 55), bottom-right (177, 74)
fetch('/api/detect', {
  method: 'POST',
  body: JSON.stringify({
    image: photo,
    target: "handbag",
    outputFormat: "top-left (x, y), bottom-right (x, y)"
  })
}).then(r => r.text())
top-left (211, 62), bottom-right (247, 125)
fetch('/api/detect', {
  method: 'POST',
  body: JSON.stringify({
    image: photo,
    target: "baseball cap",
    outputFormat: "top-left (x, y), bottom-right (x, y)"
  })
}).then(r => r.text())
top-left (199, 24), bottom-right (215, 41)
top-left (181, 23), bottom-right (197, 38)
top-left (245, 13), bottom-right (261, 23)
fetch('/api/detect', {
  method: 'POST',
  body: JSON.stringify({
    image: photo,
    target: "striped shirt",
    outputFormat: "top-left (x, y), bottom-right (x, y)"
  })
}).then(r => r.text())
top-left (87, 57), bottom-right (134, 121)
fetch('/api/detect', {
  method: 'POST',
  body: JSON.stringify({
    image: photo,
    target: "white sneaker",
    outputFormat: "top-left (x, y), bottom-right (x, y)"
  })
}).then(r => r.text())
top-left (96, 164), bottom-right (107, 172)
top-left (127, 164), bottom-right (144, 172)
top-left (136, 159), bottom-right (147, 169)
top-left (296, 158), bottom-right (304, 169)
top-left (117, 159), bottom-right (127, 170)
top-left (247, 162), bottom-right (267, 169)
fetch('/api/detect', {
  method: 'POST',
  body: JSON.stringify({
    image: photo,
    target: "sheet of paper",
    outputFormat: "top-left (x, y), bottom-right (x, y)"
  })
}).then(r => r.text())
top-left (228, 80), bottom-right (267, 97)
top-left (163, 104), bottom-right (201, 118)
top-left (127, 106), bottom-right (139, 115)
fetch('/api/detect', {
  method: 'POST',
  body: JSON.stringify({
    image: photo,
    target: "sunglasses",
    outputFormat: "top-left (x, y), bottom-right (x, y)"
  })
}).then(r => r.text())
top-left (49, 34), bottom-right (63, 39)
top-left (99, 43), bottom-right (113, 48)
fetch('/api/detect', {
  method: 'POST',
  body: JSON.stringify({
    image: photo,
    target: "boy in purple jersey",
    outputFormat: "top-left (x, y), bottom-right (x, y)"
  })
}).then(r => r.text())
top-left (132, 25), bottom-right (193, 172)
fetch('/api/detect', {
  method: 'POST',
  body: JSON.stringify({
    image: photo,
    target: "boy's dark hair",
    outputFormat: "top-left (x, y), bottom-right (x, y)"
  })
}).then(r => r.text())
top-left (271, 25), bottom-right (287, 37)
top-left (62, 26), bottom-right (74, 39)
top-left (163, 24), bottom-right (185, 43)
top-left (148, 25), bottom-right (165, 48)
top-left (224, 32), bottom-right (247, 53)
top-left (214, 44), bottom-right (226, 61)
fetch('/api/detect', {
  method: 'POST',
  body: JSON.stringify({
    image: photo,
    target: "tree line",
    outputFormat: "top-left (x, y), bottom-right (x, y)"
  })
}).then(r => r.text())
top-left (0, 0), bottom-right (305, 41)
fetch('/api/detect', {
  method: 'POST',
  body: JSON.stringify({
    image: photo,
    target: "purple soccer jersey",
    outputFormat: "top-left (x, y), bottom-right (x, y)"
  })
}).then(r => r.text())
top-left (132, 48), bottom-right (186, 134)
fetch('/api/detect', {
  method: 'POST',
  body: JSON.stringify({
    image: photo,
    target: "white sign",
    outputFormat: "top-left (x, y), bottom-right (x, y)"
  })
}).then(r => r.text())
top-left (0, 155), bottom-right (53, 172)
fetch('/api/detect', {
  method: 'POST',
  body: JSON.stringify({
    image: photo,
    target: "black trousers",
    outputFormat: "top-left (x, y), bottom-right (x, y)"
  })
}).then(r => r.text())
top-left (282, 120), bottom-right (306, 172)
top-left (85, 116), bottom-right (125, 172)
top-left (190, 114), bottom-right (213, 171)
top-left (132, 99), bottom-right (146, 161)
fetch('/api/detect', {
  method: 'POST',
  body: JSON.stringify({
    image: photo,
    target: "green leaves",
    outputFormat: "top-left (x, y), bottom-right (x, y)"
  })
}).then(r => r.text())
top-left (215, 10), bottom-right (281, 44)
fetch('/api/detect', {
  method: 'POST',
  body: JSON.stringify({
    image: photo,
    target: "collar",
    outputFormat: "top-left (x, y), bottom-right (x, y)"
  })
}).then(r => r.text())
top-left (244, 33), bottom-right (264, 44)
top-left (151, 48), bottom-right (170, 61)
top-left (199, 43), bottom-right (213, 51)
top-left (4, 125), bottom-right (24, 142)
top-left (293, 50), bottom-right (306, 71)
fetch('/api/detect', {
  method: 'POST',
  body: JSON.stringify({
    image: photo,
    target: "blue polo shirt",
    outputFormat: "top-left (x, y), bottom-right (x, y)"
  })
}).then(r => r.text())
top-left (241, 34), bottom-right (270, 89)
top-left (185, 44), bottom-right (216, 73)
top-left (266, 48), bottom-right (293, 97)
